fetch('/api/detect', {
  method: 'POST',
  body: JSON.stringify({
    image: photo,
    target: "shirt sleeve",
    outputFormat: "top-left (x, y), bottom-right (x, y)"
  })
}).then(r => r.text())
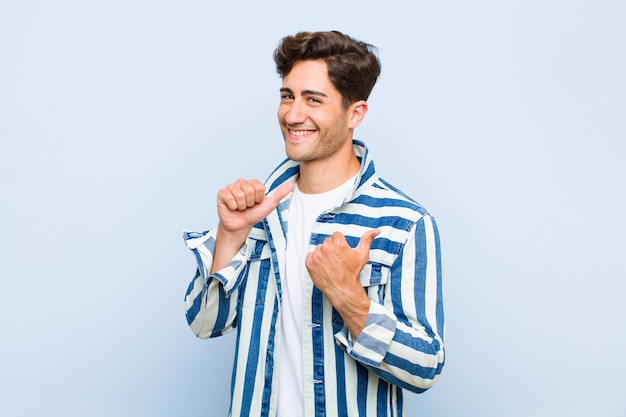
top-left (335, 214), bottom-right (445, 393)
top-left (182, 228), bottom-right (251, 338)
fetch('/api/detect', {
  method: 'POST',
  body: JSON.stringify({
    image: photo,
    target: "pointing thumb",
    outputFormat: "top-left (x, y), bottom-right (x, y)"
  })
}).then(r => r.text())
top-left (261, 181), bottom-right (295, 214)
top-left (268, 181), bottom-right (295, 204)
top-left (356, 229), bottom-right (381, 253)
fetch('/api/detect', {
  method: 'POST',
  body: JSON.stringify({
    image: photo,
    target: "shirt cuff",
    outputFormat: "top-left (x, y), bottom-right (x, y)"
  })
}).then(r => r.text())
top-left (334, 302), bottom-right (397, 367)
top-left (183, 228), bottom-right (249, 296)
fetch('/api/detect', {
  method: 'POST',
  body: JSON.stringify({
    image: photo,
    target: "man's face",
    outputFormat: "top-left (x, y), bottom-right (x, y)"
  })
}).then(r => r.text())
top-left (277, 60), bottom-right (355, 163)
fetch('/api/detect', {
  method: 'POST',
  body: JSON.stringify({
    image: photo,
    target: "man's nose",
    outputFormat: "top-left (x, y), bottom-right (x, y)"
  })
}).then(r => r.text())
top-left (284, 100), bottom-right (306, 125)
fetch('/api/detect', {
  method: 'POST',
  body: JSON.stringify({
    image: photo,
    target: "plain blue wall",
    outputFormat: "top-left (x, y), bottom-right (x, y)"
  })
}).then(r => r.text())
top-left (1, 1), bottom-right (625, 416)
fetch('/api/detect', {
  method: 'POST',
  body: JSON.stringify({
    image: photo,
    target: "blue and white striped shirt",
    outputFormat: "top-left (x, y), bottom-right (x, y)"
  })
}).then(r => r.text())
top-left (183, 140), bottom-right (445, 417)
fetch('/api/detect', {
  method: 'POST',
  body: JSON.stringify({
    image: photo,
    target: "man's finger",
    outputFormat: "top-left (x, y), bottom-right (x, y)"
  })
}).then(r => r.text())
top-left (251, 181), bottom-right (295, 220)
top-left (253, 180), bottom-right (266, 204)
top-left (267, 181), bottom-right (295, 205)
top-left (356, 229), bottom-right (381, 253)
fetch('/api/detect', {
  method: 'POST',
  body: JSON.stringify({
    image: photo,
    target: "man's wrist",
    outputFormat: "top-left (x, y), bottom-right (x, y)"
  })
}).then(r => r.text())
top-left (210, 225), bottom-right (250, 274)
top-left (334, 291), bottom-right (370, 339)
top-left (216, 224), bottom-right (250, 248)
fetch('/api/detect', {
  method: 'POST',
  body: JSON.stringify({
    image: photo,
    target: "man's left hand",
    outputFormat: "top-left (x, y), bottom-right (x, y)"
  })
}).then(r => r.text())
top-left (305, 229), bottom-right (381, 338)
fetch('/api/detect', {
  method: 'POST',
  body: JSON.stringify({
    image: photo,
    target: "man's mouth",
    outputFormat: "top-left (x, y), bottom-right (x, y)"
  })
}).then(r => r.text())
top-left (289, 129), bottom-right (317, 137)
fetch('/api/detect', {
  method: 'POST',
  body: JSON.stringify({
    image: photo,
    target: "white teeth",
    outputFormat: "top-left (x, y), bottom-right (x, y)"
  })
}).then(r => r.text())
top-left (290, 130), bottom-right (315, 136)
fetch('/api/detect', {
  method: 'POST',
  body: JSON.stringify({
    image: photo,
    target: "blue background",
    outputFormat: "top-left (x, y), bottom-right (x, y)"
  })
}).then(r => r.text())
top-left (1, 1), bottom-right (625, 416)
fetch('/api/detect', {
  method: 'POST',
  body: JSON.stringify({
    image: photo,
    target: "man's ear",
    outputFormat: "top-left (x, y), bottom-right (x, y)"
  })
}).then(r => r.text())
top-left (348, 100), bottom-right (368, 129)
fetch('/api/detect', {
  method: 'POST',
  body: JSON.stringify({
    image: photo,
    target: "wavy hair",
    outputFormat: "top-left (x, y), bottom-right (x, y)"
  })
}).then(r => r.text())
top-left (274, 31), bottom-right (381, 108)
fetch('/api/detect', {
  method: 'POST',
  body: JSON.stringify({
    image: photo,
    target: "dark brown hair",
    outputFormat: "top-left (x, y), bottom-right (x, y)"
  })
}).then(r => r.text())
top-left (274, 31), bottom-right (381, 108)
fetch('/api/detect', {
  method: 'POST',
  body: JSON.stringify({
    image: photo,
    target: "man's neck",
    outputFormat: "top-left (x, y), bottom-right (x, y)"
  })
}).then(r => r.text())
top-left (297, 147), bottom-right (360, 194)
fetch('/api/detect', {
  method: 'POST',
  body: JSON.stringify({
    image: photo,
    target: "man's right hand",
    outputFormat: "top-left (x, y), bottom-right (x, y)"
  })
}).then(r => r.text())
top-left (210, 179), bottom-right (294, 274)
top-left (217, 179), bottom-right (294, 234)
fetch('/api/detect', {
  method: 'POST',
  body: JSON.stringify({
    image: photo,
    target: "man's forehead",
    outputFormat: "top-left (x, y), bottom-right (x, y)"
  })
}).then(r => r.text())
top-left (280, 60), bottom-right (337, 95)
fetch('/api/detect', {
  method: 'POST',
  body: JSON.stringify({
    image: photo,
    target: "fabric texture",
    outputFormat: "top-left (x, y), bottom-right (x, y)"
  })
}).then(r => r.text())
top-left (183, 140), bottom-right (445, 417)
top-left (277, 175), bottom-right (357, 416)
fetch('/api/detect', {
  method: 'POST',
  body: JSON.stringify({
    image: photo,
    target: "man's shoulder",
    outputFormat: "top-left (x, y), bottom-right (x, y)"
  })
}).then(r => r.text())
top-left (355, 177), bottom-right (430, 218)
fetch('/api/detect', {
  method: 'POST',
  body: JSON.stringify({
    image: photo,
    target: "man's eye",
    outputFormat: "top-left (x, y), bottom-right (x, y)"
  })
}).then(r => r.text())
top-left (281, 95), bottom-right (294, 100)
top-left (307, 97), bottom-right (322, 103)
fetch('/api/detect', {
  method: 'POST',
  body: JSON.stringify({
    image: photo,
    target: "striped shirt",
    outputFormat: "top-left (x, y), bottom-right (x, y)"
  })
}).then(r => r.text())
top-left (183, 140), bottom-right (445, 417)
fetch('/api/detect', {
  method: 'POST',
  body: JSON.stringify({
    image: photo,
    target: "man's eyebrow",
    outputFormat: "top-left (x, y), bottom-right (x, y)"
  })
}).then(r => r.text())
top-left (279, 87), bottom-right (328, 97)
top-left (302, 89), bottom-right (328, 97)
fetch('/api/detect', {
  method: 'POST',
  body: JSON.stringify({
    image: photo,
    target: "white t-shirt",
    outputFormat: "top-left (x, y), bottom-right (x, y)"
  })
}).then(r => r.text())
top-left (277, 175), bottom-right (356, 417)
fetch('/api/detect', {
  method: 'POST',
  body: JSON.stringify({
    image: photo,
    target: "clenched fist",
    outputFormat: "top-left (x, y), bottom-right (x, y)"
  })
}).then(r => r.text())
top-left (211, 179), bottom-right (294, 274)
top-left (217, 179), bottom-right (294, 235)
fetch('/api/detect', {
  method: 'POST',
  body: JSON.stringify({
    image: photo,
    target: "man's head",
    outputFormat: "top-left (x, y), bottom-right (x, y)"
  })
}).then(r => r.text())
top-left (274, 31), bottom-right (381, 109)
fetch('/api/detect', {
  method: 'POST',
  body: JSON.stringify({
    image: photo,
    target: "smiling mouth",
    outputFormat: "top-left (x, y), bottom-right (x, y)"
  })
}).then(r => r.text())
top-left (289, 129), bottom-right (317, 137)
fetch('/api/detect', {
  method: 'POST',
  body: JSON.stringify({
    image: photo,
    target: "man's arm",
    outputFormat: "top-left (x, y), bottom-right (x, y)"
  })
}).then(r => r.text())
top-left (183, 179), bottom-right (294, 338)
top-left (306, 215), bottom-right (445, 392)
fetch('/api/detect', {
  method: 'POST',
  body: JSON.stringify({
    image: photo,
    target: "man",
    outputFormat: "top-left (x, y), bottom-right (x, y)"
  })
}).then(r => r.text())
top-left (183, 31), bottom-right (444, 417)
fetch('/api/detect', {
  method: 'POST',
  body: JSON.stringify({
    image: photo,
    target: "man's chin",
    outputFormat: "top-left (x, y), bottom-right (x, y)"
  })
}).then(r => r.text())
top-left (284, 145), bottom-right (309, 163)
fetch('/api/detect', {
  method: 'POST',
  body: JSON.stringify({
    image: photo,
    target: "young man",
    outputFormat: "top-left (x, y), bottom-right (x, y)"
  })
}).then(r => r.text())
top-left (183, 31), bottom-right (444, 417)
